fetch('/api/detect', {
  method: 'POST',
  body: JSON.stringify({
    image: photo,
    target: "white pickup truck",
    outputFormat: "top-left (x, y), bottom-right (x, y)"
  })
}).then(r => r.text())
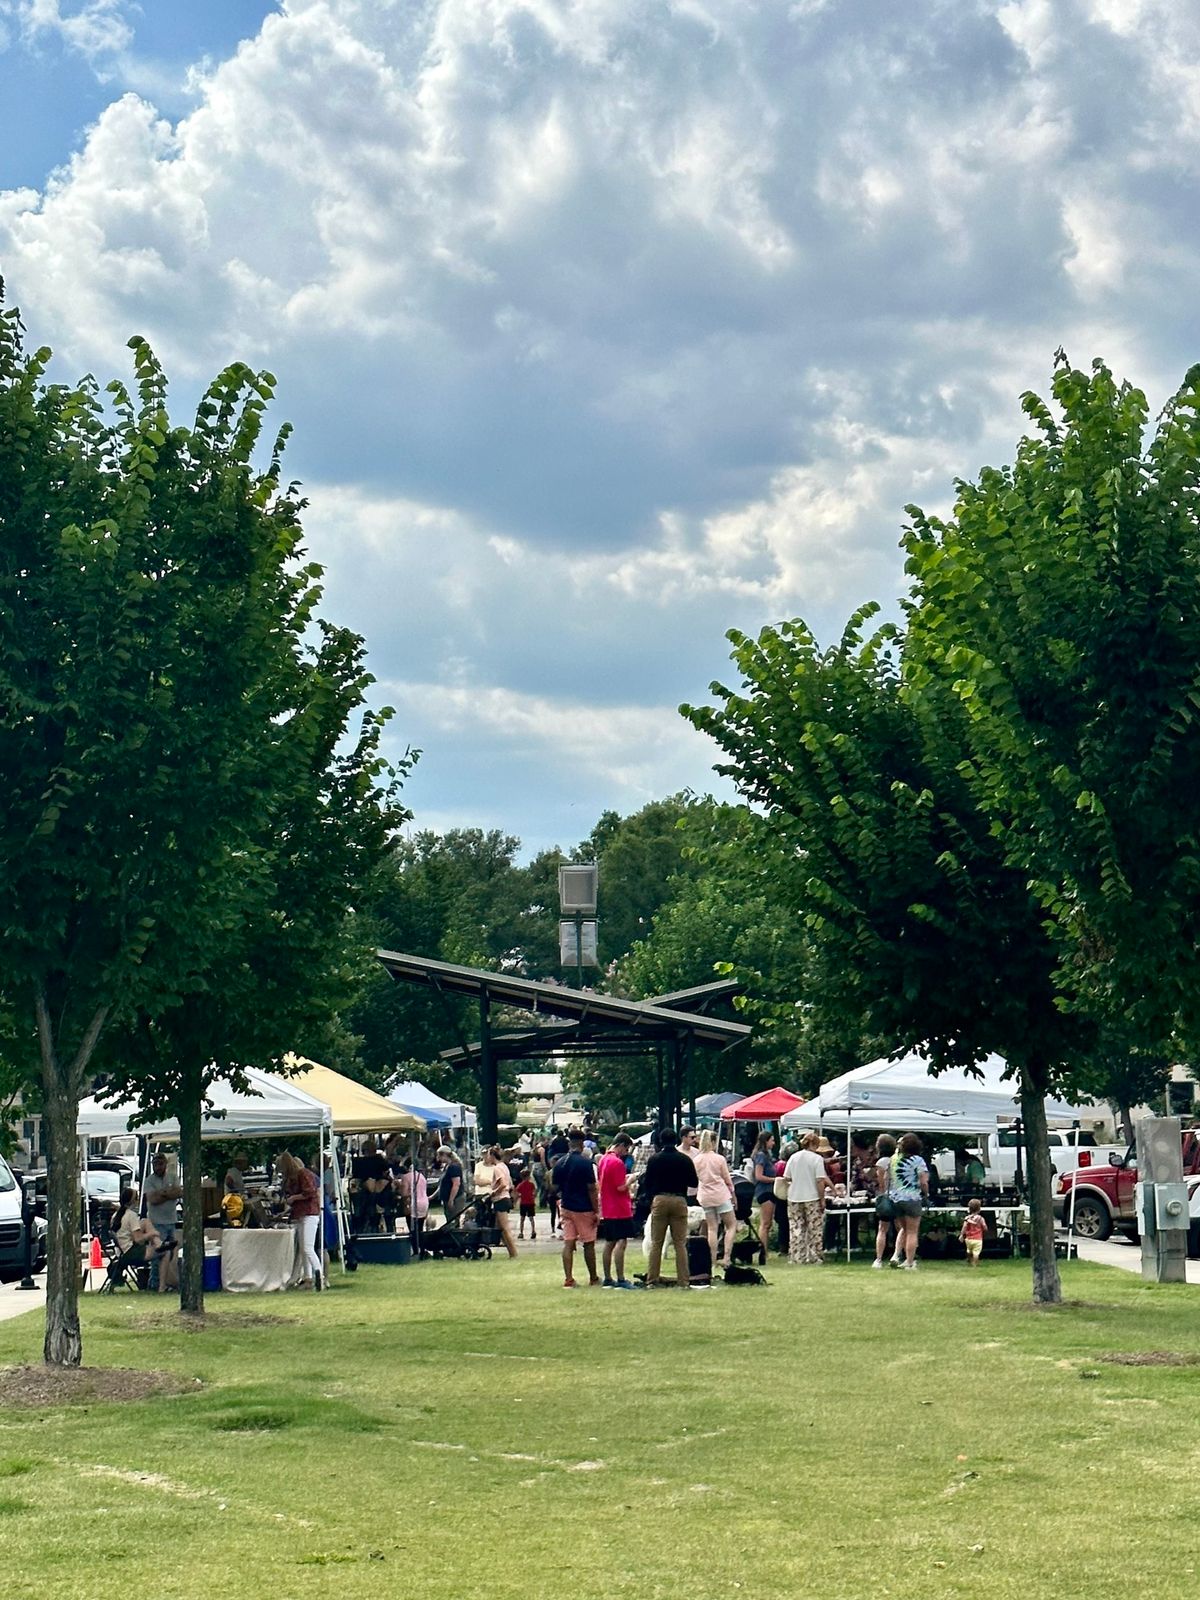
top-left (932, 1128), bottom-right (1124, 1192)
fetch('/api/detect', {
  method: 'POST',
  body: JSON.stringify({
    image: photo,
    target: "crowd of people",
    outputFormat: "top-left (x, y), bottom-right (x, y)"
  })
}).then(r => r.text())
top-left (371, 1122), bottom-right (951, 1285)
top-left (97, 1119), bottom-right (982, 1295)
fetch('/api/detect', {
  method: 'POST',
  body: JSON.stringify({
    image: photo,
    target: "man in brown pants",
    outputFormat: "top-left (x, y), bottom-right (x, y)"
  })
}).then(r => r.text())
top-left (642, 1128), bottom-right (698, 1289)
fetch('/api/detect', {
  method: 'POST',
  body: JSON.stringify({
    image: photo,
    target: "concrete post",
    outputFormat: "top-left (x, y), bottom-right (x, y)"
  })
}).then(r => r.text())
top-left (1137, 1115), bottom-right (1187, 1284)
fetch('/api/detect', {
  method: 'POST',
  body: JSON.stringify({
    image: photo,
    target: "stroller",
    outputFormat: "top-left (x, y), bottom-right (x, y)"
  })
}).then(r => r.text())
top-left (728, 1175), bottom-right (766, 1266)
top-left (421, 1199), bottom-right (494, 1260)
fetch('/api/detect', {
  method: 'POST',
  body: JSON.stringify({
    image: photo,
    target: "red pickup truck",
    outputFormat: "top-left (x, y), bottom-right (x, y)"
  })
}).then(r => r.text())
top-left (1056, 1147), bottom-right (1200, 1254)
top-left (1053, 1147), bottom-right (1138, 1242)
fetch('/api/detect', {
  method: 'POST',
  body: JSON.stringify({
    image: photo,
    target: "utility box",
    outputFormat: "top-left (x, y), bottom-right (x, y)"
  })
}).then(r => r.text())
top-left (1136, 1116), bottom-right (1187, 1283)
top-left (1154, 1182), bottom-right (1190, 1230)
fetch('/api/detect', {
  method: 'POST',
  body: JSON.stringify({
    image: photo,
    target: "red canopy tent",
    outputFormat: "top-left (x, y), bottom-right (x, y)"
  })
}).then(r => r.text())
top-left (719, 1087), bottom-right (806, 1120)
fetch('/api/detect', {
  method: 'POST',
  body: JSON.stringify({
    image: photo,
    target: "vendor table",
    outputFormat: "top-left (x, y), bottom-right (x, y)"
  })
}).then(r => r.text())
top-left (220, 1228), bottom-right (297, 1293)
top-left (822, 1203), bottom-right (1021, 1259)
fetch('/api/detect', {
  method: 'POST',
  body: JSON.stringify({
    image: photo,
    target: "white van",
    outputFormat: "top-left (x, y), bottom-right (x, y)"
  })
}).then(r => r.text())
top-left (0, 1154), bottom-right (45, 1281)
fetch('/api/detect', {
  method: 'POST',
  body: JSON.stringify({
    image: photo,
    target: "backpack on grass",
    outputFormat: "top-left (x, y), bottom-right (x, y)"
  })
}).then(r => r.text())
top-left (723, 1263), bottom-right (768, 1286)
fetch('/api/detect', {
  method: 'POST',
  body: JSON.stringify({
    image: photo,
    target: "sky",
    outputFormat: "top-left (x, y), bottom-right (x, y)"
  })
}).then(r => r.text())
top-left (3, 0), bottom-right (1200, 856)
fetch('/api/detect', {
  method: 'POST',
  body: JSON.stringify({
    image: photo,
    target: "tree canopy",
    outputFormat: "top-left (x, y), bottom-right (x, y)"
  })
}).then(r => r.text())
top-left (683, 356), bottom-right (1200, 1302)
top-left (0, 289), bottom-right (406, 1358)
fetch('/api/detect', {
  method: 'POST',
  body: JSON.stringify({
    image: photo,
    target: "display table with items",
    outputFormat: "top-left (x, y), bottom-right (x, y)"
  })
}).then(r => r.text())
top-left (822, 1197), bottom-right (1022, 1259)
top-left (219, 1227), bottom-right (299, 1293)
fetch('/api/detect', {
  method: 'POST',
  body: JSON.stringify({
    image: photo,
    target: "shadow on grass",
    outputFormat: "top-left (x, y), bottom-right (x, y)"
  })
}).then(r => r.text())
top-left (197, 1386), bottom-right (385, 1436)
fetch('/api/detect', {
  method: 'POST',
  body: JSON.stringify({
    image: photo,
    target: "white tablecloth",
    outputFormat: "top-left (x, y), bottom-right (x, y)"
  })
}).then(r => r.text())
top-left (220, 1228), bottom-right (297, 1293)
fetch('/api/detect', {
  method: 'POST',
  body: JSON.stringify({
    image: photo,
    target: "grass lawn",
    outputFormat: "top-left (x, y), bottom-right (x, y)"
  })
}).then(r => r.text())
top-left (0, 1251), bottom-right (1196, 1599)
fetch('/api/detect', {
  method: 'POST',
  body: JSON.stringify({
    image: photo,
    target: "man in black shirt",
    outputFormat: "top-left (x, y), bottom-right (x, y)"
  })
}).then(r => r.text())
top-left (642, 1128), bottom-right (698, 1289)
top-left (436, 1148), bottom-right (464, 1224)
top-left (352, 1137), bottom-right (394, 1234)
top-left (552, 1130), bottom-right (600, 1288)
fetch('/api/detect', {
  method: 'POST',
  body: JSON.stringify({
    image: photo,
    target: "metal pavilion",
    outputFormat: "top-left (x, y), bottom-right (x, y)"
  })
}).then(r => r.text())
top-left (375, 950), bottom-right (750, 1140)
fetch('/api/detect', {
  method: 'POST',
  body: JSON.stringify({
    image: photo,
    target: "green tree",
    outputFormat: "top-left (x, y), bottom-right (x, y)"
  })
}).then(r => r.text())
top-left (99, 619), bottom-right (407, 1316)
top-left (0, 290), bottom-right (401, 1359)
top-left (685, 606), bottom-right (1091, 1303)
top-left (903, 355), bottom-right (1200, 1061)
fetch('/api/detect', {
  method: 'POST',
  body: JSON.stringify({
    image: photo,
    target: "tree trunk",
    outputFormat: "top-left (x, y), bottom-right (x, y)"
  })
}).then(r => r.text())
top-left (41, 1089), bottom-right (83, 1367)
top-left (35, 990), bottom-right (108, 1368)
top-left (177, 1062), bottom-right (205, 1317)
top-left (1120, 1103), bottom-right (1134, 1144)
top-left (1020, 1061), bottom-right (1062, 1305)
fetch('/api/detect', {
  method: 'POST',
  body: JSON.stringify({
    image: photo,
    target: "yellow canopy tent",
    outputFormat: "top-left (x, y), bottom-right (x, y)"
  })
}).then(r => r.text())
top-left (283, 1057), bottom-right (427, 1270)
top-left (283, 1055), bottom-right (426, 1133)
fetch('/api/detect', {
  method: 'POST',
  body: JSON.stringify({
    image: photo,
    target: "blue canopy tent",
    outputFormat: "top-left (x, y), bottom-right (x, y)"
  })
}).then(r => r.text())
top-left (387, 1080), bottom-right (476, 1131)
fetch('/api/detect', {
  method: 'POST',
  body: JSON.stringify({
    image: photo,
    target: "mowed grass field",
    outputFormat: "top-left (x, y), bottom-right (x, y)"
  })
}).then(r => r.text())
top-left (0, 1251), bottom-right (1197, 1600)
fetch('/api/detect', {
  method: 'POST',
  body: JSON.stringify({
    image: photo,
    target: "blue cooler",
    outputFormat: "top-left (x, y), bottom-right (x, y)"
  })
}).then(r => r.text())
top-left (203, 1253), bottom-right (222, 1291)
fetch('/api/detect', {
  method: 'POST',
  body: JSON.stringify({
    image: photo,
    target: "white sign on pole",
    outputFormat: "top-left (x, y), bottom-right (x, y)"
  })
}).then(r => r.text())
top-left (558, 864), bottom-right (598, 914)
top-left (559, 919), bottom-right (598, 967)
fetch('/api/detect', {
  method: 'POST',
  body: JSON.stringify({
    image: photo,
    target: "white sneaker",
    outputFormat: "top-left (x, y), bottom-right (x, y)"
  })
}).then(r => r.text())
top-left (871, 1259), bottom-right (883, 1269)
top-left (902, 1261), bottom-right (918, 1271)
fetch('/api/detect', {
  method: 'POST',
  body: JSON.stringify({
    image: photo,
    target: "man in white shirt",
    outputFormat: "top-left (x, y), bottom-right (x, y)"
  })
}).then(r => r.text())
top-left (782, 1133), bottom-right (830, 1265)
top-left (144, 1153), bottom-right (182, 1290)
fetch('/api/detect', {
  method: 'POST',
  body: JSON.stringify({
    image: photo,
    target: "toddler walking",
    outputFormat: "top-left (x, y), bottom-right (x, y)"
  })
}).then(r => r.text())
top-left (516, 1169), bottom-right (538, 1239)
top-left (958, 1198), bottom-right (988, 1267)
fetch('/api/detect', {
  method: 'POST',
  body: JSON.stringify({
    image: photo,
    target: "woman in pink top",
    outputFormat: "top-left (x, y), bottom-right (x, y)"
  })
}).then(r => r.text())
top-left (483, 1146), bottom-right (519, 1258)
top-left (694, 1131), bottom-right (737, 1269)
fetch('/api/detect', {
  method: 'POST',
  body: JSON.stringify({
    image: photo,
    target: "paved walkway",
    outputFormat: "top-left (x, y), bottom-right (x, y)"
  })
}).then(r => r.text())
top-left (1074, 1233), bottom-right (1200, 1282)
top-left (0, 1273), bottom-right (46, 1323)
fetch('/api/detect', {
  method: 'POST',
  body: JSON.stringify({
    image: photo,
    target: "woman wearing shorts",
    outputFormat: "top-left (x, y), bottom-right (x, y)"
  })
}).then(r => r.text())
top-left (888, 1132), bottom-right (929, 1270)
top-left (751, 1131), bottom-right (778, 1256)
top-left (871, 1133), bottom-right (899, 1268)
top-left (483, 1145), bottom-right (519, 1258)
top-left (694, 1130), bottom-right (737, 1269)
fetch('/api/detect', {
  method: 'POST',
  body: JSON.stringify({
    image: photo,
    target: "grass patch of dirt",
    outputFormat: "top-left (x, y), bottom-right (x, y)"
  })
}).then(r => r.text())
top-left (129, 1311), bottom-right (294, 1331)
top-left (0, 1364), bottom-right (201, 1408)
top-left (973, 1299), bottom-right (1119, 1313)
top-left (1099, 1351), bottom-right (1200, 1367)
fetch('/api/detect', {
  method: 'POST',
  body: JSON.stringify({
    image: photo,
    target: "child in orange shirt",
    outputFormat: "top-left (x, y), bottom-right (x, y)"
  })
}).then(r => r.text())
top-left (959, 1198), bottom-right (988, 1266)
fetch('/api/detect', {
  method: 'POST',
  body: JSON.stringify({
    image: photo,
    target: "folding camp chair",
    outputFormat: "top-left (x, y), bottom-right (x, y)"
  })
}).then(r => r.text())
top-left (97, 1236), bottom-right (148, 1293)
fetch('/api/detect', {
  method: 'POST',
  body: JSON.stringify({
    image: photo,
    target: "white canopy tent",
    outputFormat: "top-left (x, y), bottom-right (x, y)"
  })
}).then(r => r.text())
top-left (780, 1052), bottom-right (1097, 1263)
top-left (783, 1103), bottom-right (1008, 1136)
top-left (77, 1066), bottom-right (333, 1141)
top-left (780, 1052), bottom-right (1095, 1130)
top-left (76, 1067), bottom-right (337, 1280)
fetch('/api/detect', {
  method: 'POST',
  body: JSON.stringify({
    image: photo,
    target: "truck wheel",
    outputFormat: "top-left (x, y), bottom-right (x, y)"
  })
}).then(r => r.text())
top-left (1189, 1221), bottom-right (1200, 1261)
top-left (1071, 1197), bottom-right (1112, 1241)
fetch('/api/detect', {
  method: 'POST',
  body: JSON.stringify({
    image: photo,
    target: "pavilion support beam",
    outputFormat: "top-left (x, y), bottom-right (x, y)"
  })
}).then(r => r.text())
top-left (656, 1044), bottom-right (667, 1133)
top-left (478, 992), bottom-right (499, 1145)
top-left (670, 1036), bottom-right (684, 1131)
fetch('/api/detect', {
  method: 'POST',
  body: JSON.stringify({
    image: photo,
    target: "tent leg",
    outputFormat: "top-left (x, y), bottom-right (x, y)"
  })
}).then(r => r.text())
top-left (846, 1112), bottom-right (852, 1264)
top-left (332, 1141), bottom-right (348, 1274)
top-left (80, 1137), bottom-right (89, 1291)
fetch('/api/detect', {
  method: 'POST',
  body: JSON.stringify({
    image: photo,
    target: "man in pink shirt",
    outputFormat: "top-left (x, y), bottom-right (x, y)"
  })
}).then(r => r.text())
top-left (597, 1133), bottom-right (638, 1289)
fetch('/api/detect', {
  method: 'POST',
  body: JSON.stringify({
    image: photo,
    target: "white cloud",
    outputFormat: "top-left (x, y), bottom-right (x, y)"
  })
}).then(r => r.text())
top-left (15, 0), bottom-right (133, 61)
top-left (385, 677), bottom-right (720, 807)
top-left (5, 0), bottom-right (1200, 843)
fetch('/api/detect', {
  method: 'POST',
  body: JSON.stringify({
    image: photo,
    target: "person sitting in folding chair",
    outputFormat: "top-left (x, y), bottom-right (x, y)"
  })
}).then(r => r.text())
top-left (100, 1188), bottom-right (158, 1292)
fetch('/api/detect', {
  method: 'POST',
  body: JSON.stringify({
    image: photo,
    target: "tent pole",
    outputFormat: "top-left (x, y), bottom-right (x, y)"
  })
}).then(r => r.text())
top-left (79, 1135), bottom-right (89, 1290)
top-left (318, 1120), bottom-right (325, 1284)
top-left (332, 1138), bottom-right (348, 1275)
top-left (846, 1110), bottom-right (852, 1263)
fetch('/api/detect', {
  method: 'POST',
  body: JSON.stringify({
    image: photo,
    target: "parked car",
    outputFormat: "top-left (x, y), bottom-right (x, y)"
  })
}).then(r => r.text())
top-left (0, 1156), bottom-right (47, 1282)
top-left (26, 1169), bottom-right (123, 1233)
